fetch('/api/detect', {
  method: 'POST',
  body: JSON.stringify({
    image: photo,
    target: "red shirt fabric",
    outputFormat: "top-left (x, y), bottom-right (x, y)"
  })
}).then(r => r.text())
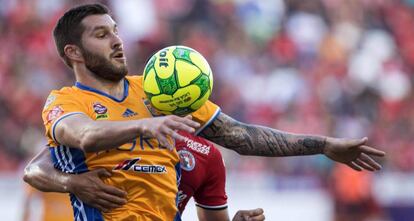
top-left (176, 131), bottom-right (228, 213)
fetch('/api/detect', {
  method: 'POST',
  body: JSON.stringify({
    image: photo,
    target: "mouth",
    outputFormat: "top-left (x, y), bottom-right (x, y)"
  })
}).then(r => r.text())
top-left (112, 51), bottom-right (126, 62)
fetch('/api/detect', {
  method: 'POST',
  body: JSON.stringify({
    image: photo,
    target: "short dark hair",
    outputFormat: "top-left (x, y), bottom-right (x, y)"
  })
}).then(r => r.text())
top-left (53, 3), bottom-right (109, 67)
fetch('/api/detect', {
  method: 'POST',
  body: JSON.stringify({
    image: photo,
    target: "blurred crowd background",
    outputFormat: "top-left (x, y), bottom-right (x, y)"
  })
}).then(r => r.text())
top-left (1, 0), bottom-right (414, 220)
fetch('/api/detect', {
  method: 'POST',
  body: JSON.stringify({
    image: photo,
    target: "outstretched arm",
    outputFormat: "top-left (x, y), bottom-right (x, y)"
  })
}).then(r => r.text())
top-left (23, 148), bottom-right (127, 211)
top-left (200, 113), bottom-right (385, 171)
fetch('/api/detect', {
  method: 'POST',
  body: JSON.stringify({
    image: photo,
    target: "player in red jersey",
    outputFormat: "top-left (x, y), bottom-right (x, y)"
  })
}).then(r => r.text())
top-left (24, 131), bottom-right (265, 221)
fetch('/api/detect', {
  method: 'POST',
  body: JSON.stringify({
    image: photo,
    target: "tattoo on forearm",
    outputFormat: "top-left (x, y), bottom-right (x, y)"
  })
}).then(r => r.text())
top-left (200, 113), bottom-right (326, 156)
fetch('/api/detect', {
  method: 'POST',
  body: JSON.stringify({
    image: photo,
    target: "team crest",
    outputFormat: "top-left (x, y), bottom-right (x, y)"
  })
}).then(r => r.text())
top-left (46, 105), bottom-right (64, 123)
top-left (93, 102), bottom-right (108, 120)
top-left (178, 150), bottom-right (196, 171)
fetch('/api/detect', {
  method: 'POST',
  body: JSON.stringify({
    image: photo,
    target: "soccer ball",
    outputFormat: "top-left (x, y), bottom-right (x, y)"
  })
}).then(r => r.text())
top-left (143, 46), bottom-right (213, 116)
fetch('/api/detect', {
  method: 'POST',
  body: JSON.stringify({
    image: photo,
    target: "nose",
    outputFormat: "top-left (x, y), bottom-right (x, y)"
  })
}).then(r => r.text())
top-left (111, 33), bottom-right (123, 50)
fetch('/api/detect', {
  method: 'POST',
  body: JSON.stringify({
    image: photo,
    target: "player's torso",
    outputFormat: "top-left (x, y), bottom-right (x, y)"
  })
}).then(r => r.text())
top-left (176, 131), bottom-right (212, 212)
top-left (49, 76), bottom-right (180, 221)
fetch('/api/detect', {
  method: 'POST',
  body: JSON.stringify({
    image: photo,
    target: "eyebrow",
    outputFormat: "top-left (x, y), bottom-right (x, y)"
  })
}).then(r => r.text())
top-left (91, 24), bottom-right (118, 32)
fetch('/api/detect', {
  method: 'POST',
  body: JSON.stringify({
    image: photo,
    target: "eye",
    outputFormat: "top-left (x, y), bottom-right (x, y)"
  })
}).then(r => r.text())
top-left (96, 32), bottom-right (107, 39)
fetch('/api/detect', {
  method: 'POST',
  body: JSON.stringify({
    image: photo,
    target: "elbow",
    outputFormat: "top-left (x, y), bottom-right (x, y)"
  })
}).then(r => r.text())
top-left (23, 164), bottom-right (35, 185)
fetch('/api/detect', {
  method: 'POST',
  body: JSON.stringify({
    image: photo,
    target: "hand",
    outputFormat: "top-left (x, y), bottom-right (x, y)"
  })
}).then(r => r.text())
top-left (67, 168), bottom-right (127, 212)
top-left (324, 137), bottom-right (386, 171)
top-left (232, 208), bottom-right (265, 221)
top-left (139, 115), bottom-right (200, 150)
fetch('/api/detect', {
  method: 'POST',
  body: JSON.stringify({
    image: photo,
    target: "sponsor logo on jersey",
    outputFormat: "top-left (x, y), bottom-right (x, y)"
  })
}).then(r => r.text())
top-left (43, 94), bottom-right (56, 110)
top-left (142, 98), bottom-right (163, 117)
top-left (113, 158), bottom-right (167, 174)
top-left (122, 108), bottom-right (137, 117)
top-left (178, 150), bottom-right (196, 171)
top-left (46, 105), bottom-right (64, 124)
top-left (181, 136), bottom-right (211, 155)
top-left (93, 102), bottom-right (108, 120)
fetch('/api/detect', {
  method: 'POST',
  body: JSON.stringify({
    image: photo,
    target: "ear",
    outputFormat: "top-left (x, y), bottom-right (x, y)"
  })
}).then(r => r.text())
top-left (64, 44), bottom-right (84, 64)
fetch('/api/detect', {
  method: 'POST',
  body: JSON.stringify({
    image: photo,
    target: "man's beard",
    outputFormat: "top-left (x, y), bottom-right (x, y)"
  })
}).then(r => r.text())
top-left (81, 47), bottom-right (128, 82)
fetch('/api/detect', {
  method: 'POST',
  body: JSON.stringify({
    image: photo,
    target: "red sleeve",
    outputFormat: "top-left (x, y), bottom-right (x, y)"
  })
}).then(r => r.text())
top-left (193, 145), bottom-right (228, 210)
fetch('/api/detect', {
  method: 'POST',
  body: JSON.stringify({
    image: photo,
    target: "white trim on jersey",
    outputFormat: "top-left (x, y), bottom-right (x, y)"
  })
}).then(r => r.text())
top-left (195, 108), bottom-right (221, 135)
top-left (195, 202), bottom-right (228, 210)
top-left (74, 196), bottom-right (88, 221)
top-left (51, 112), bottom-right (86, 143)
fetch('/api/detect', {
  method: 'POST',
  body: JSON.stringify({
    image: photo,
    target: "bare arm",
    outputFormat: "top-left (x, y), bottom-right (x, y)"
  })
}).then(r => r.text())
top-left (55, 114), bottom-right (199, 152)
top-left (199, 113), bottom-right (326, 156)
top-left (23, 148), bottom-right (127, 211)
top-left (23, 148), bottom-right (71, 193)
top-left (200, 113), bottom-right (385, 171)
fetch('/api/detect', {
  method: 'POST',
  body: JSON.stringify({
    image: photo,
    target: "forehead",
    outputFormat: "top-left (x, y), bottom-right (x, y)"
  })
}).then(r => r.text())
top-left (81, 14), bottom-right (116, 32)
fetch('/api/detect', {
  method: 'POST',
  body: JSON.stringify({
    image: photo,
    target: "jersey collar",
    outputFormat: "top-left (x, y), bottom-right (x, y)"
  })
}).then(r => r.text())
top-left (75, 78), bottom-right (129, 103)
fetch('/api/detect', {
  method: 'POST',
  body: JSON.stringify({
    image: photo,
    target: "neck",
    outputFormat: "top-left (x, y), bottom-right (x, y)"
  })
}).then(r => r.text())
top-left (73, 65), bottom-right (125, 100)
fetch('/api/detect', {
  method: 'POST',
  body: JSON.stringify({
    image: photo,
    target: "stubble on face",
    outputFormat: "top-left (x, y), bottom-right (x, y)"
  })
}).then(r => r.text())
top-left (81, 45), bottom-right (128, 82)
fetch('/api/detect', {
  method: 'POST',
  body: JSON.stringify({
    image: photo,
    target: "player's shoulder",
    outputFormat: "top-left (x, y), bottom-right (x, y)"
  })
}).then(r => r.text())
top-left (43, 86), bottom-right (82, 110)
top-left (126, 74), bottom-right (143, 84)
top-left (48, 86), bottom-right (79, 96)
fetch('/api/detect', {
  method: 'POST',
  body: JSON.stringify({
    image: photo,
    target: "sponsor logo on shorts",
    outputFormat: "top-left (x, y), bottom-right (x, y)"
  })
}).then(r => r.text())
top-left (178, 150), bottom-right (196, 171)
top-left (113, 158), bottom-right (167, 174)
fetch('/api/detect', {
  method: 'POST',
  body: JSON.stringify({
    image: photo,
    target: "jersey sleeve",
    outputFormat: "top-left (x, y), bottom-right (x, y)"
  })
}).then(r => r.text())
top-left (191, 100), bottom-right (221, 135)
top-left (193, 145), bottom-right (228, 210)
top-left (42, 91), bottom-right (88, 146)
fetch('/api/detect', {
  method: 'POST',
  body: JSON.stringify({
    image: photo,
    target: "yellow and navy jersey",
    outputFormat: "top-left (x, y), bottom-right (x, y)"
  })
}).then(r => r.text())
top-left (41, 75), bottom-right (221, 221)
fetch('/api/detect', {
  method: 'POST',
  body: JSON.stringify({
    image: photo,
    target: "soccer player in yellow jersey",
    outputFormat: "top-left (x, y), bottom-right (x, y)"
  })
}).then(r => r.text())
top-left (43, 4), bottom-right (202, 221)
top-left (33, 3), bottom-right (385, 221)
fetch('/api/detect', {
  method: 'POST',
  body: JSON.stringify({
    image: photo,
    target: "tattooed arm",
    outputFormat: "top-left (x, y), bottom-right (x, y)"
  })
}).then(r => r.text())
top-left (200, 113), bottom-right (386, 171)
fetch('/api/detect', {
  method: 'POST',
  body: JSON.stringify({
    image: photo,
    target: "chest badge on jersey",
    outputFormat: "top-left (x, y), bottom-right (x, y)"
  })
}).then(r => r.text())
top-left (178, 150), bottom-right (196, 171)
top-left (93, 102), bottom-right (108, 120)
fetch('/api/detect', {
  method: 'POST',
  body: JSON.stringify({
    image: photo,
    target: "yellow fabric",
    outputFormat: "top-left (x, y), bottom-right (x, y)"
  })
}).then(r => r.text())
top-left (41, 75), bottom-right (219, 221)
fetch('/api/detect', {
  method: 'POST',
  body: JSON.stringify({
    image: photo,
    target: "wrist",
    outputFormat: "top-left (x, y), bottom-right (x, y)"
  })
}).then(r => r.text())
top-left (59, 174), bottom-right (73, 193)
top-left (322, 137), bottom-right (331, 154)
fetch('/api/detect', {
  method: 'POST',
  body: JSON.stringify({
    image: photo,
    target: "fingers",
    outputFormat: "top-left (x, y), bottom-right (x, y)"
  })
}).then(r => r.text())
top-left (244, 208), bottom-right (265, 221)
top-left (359, 153), bottom-right (382, 170)
top-left (98, 192), bottom-right (127, 206)
top-left (246, 208), bottom-right (264, 216)
top-left (94, 198), bottom-right (124, 212)
top-left (101, 184), bottom-right (127, 198)
top-left (359, 145), bottom-right (386, 157)
top-left (346, 162), bottom-right (362, 171)
top-left (354, 158), bottom-right (375, 171)
top-left (93, 168), bottom-right (112, 178)
top-left (235, 208), bottom-right (265, 221)
top-left (166, 115), bottom-right (200, 133)
top-left (248, 214), bottom-right (266, 221)
top-left (158, 136), bottom-right (174, 150)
